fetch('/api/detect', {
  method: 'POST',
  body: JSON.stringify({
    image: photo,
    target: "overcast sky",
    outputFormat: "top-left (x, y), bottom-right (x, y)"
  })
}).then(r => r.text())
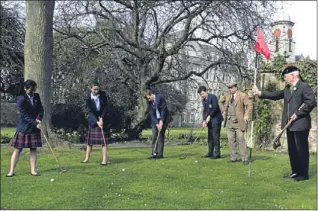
top-left (274, 1), bottom-right (317, 59)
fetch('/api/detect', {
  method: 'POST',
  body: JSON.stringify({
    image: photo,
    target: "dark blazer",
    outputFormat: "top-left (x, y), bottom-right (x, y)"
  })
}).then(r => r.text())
top-left (202, 93), bottom-right (223, 125)
top-left (86, 91), bottom-right (108, 128)
top-left (260, 80), bottom-right (316, 131)
top-left (148, 94), bottom-right (170, 126)
top-left (16, 93), bottom-right (44, 133)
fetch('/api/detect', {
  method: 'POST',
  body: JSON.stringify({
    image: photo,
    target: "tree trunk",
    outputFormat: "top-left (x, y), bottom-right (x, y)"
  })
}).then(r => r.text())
top-left (24, 1), bottom-right (55, 143)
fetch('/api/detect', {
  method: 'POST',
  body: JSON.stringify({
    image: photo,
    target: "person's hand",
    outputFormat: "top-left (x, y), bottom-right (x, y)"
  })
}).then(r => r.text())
top-left (252, 85), bottom-right (261, 96)
top-left (290, 113), bottom-right (297, 122)
top-left (206, 116), bottom-right (211, 123)
top-left (36, 123), bottom-right (41, 129)
top-left (97, 121), bottom-right (103, 128)
top-left (36, 119), bottom-right (42, 124)
top-left (202, 121), bottom-right (207, 128)
top-left (99, 117), bottom-right (103, 124)
top-left (244, 116), bottom-right (249, 122)
top-left (158, 120), bottom-right (163, 130)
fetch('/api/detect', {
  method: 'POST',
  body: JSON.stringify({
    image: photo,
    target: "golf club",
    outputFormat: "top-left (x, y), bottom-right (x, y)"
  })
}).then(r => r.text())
top-left (152, 129), bottom-right (161, 157)
top-left (41, 130), bottom-right (67, 173)
top-left (99, 125), bottom-right (110, 163)
top-left (180, 127), bottom-right (205, 159)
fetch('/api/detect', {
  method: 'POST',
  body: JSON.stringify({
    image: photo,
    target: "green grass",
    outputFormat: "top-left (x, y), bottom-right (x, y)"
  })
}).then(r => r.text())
top-left (0, 127), bottom-right (16, 138)
top-left (1, 145), bottom-right (317, 210)
top-left (141, 127), bottom-right (227, 140)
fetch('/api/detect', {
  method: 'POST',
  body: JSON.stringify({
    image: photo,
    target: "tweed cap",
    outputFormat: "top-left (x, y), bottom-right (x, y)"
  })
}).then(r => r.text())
top-left (226, 81), bottom-right (237, 88)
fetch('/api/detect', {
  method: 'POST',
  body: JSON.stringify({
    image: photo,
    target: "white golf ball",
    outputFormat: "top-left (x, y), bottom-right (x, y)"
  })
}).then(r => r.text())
top-left (195, 160), bottom-right (198, 163)
top-left (122, 168), bottom-right (125, 171)
top-left (50, 178), bottom-right (54, 182)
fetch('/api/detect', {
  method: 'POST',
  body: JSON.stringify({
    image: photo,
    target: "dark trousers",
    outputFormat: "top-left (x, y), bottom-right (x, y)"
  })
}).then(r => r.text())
top-left (207, 123), bottom-right (222, 157)
top-left (152, 125), bottom-right (167, 157)
top-left (286, 129), bottom-right (310, 177)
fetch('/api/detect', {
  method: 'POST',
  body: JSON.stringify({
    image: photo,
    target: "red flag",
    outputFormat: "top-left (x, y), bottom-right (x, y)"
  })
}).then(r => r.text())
top-left (254, 28), bottom-right (270, 60)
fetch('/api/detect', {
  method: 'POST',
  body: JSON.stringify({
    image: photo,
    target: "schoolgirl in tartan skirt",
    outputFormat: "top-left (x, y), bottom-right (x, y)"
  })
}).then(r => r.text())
top-left (7, 80), bottom-right (44, 177)
top-left (82, 80), bottom-right (109, 165)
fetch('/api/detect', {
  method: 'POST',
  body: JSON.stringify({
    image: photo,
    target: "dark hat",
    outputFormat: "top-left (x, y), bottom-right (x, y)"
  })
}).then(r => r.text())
top-left (227, 81), bottom-right (237, 88)
top-left (282, 65), bottom-right (299, 76)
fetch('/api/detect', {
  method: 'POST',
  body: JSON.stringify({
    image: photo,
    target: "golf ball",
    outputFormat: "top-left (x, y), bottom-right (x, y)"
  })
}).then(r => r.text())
top-left (195, 160), bottom-right (198, 163)
top-left (50, 178), bottom-right (54, 182)
top-left (122, 168), bottom-right (125, 171)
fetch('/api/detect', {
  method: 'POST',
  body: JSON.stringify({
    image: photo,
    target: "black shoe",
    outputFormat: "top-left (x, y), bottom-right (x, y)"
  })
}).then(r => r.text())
top-left (148, 155), bottom-right (157, 159)
top-left (243, 160), bottom-right (250, 165)
top-left (228, 160), bottom-right (238, 163)
top-left (100, 163), bottom-right (107, 166)
top-left (210, 155), bottom-right (221, 159)
top-left (294, 176), bottom-right (309, 181)
top-left (202, 154), bottom-right (213, 158)
top-left (283, 173), bottom-right (297, 179)
top-left (154, 155), bottom-right (163, 159)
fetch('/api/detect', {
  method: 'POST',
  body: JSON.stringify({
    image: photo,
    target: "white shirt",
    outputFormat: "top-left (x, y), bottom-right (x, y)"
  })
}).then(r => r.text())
top-left (91, 93), bottom-right (100, 111)
top-left (153, 95), bottom-right (161, 119)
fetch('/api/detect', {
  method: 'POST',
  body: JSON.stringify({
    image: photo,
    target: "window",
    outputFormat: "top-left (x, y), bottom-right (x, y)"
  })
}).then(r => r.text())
top-left (275, 38), bottom-right (279, 52)
top-left (289, 39), bottom-right (292, 52)
top-left (205, 71), bottom-right (209, 79)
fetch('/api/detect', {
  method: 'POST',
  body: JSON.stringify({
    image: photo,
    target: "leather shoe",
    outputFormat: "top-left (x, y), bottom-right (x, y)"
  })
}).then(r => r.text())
top-left (100, 163), bottom-right (107, 166)
top-left (228, 160), bottom-right (238, 163)
top-left (210, 155), bottom-right (221, 159)
top-left (6, 173), bottom-right (15, 177)
top-left (283, 173), bottom-right (297, 179)
top-left (202, 154), bottom-right (213, 158)
top-left (294, 176), bottom-right (309, 181)
top-left (148, 155), bottom-right (157, 159)
top-left (154, 155), bottom-right (163, 159)
top-left (243, 160), bottom-right (250, 165)
top-left (30, 172), bottom-right (40, 176)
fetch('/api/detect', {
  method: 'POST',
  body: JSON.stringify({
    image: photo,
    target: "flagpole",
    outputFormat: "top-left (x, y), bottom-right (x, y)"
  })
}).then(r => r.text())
top-left (248, 51), bottom-right (258, 177)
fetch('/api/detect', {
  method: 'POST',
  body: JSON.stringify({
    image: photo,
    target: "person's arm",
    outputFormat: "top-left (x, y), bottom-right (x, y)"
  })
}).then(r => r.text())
top-left (35, 93), bottom-right (44, 121)
top-left (259, 90), bottom-right (284, 100)
top-left (86, 97), bottom-right (98, 124)
top-left (17, 96), bottom-right (37, 126)
top-left (206, 95), bottom-right (219, 119)
top-left (295, 84), bottom-right (317, 118)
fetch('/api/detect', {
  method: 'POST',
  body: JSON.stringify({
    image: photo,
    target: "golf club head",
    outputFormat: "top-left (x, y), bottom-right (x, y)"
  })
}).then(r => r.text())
top-left (273, 140), bottom-right (281, 150)
top-left (179, 153), bottom-right (188, 159)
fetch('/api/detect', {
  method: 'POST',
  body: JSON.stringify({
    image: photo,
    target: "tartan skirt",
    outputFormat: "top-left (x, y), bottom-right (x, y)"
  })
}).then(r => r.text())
top-left (10, 131), bottom-right (42, 149)
top-left (86, 126), bottom-right (108, 146)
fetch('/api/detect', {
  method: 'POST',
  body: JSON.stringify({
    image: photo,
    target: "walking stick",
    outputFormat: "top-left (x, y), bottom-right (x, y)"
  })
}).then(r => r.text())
top-left (41, 130), bottom-right (67, 173)
top-left (180, 127), bottom-right (205, 159)
top-left (273, 86), bottom-right (317, 149)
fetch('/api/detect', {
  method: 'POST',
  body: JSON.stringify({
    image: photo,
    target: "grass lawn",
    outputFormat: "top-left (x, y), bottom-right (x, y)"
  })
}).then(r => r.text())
top-left (142, 127), bottom-right (227, 140)
top-left (0, 127), bottom-right (16, 138)
top-left (1, 145), bottom-right (317, 210)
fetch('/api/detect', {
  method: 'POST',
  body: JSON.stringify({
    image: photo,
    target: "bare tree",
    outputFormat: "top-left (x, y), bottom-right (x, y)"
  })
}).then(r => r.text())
top-left (24, 0), bottom-right (55, 140)
top-left (53, 0), bottom-right (277, 135)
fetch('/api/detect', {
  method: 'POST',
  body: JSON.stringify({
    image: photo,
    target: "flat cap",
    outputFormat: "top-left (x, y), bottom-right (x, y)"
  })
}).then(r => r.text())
top-left (282, 65), bottom-right (299, 76)
top-left (227, 81), bottom-right (237, 88)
